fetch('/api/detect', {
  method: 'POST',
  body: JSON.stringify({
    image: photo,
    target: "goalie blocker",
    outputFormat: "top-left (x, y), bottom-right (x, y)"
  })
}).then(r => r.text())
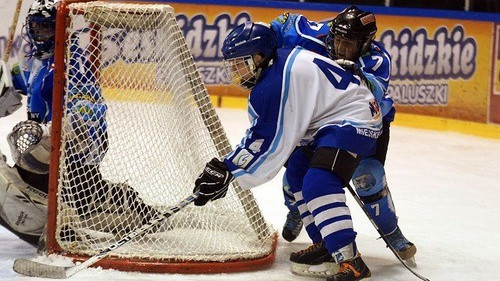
top-left (0, 60), bottom-right (23, 118)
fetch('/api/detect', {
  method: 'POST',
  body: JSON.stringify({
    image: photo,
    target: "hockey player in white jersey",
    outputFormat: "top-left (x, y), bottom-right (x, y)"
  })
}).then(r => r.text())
top-left (193, 21), bottom-right (382, 281)
top-left (270, 7), bottom-right (416, 273)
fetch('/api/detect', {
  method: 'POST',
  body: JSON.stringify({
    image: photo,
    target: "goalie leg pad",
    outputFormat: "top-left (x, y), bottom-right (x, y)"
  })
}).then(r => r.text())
top-left (352, 157), bottom-right (398, 234)
top-left (0, 154), bottom-right (47, 246)
top-left (67, 173), bottom-right (162, 235)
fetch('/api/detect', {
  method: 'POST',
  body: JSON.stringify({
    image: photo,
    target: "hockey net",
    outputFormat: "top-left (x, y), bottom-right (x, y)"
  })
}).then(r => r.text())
top-left (46, 1), bottom-right (276, 273)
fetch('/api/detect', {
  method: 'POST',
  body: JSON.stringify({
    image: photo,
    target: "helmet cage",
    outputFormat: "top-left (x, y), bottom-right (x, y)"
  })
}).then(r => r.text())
top-left (223, 55), bottom-right (257, 90)
top-left (221, 22), bottom-right (277, 89)
top-left (26, 15), bottom-right (56, 55)
top-left (25, 0), bottom-right (58, 58)
top-left (326, 29), bottom-right (373, 60)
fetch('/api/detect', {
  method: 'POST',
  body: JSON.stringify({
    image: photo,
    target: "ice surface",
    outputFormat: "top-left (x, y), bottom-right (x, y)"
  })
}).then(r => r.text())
top-left (1, 104), bottom-right (499, 281)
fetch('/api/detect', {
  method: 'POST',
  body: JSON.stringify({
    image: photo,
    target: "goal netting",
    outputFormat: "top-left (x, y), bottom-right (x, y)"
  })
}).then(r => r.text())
top-left (46, 1), bottom-right (276, 273)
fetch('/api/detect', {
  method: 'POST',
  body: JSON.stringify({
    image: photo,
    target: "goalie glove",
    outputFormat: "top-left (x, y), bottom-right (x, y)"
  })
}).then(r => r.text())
top-left (7, 120), bottom-right (51, 174)
top-left (335, 59), bottom-right (371, 90)
top-left (193, 158), bottom-right (233, 206)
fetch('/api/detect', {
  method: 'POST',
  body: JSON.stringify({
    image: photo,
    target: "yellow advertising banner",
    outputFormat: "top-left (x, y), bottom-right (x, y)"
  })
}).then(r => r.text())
top-left (379, 16), bottom-right (490, 123)
top-left (165, 1), bottom-right (495, 123)
top-left (491, 23), bottom-right (500, 124)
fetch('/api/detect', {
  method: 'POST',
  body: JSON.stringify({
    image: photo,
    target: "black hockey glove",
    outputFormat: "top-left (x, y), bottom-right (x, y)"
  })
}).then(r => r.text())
top-left (335, 59), bottom-right (371, 90)
top-left (193, 158), bottom-right (234, 206)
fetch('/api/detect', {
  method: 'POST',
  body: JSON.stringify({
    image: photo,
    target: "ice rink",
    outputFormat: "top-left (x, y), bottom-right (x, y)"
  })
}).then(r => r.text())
top-left (1, 106), bottom-right (500, 281)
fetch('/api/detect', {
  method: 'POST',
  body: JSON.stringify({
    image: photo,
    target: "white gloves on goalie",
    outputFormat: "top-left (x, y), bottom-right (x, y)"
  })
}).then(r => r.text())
top-left (8, 120), bottom-right (51, 175)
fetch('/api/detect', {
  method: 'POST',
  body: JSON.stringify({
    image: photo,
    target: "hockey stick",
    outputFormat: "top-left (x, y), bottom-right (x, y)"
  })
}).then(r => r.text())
top-left (345, 184), bottom-right (430, 281)
top-left (13, 192), bottom-right (200, 279)
top-left (3, 0), bottom-right (23, 62)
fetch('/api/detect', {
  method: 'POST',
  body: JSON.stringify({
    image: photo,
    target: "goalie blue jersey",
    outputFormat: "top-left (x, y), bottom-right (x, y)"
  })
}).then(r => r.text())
top-left (224, 47), bottom-right (382, 189)
top-left (12, 40), bottom-right (108, 165)
top-left (270, 13), bottom-right (394, 120)
top-left (12, 56), bottom-right (54, 123)
top-left (11, 42), bottom-right (100, 123)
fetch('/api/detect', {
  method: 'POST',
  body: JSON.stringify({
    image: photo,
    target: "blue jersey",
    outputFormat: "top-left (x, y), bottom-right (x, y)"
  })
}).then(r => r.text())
top-left (270, 13), bottom-right (394, 121)
top-left (224, 47), bottom-right (381, 189)
top-left (12, 56), bottom-right (54, 123)
top-left (270, 13), bottom-right (330, 56)
top-left (12, 39), bottom-right (107, 165)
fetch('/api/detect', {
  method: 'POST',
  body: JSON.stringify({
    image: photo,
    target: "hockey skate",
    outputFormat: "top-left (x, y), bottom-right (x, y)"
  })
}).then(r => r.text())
top-left (386, 226), bottom-right (417, 266)
top-left (326, 254), bottom-right (371, 281)
top-left (282, 209), bottom-right (303, 242)
top-left (289, 241), bottom-right (339, 277)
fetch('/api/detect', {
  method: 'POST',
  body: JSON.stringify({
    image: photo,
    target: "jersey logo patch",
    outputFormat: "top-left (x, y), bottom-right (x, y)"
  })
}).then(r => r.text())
top-left (232, 149), bottom-right (254, 169)
top-left (248, 139), bottom-right (264, 153)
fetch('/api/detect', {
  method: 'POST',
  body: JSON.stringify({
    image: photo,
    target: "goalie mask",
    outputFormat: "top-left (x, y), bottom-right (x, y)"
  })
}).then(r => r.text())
top-left (25, 0), bottom-right (58, 59)
top-left (221, 22), bottom-right (277, 90)
top-left (326, 6), bottom-right (377, 61)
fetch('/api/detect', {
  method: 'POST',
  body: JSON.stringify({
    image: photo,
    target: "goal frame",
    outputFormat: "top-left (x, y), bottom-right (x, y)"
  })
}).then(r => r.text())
top-left (45, 0), bottom-right (277, 273)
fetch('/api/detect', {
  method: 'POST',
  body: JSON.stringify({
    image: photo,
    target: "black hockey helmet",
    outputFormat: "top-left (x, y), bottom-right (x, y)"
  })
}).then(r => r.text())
top-left (326, 6), bottom-right (377, 59)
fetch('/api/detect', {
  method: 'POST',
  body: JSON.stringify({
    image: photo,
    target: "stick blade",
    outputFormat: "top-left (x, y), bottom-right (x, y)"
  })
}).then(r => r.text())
top-left (13, 258), bottom-right (68, 279)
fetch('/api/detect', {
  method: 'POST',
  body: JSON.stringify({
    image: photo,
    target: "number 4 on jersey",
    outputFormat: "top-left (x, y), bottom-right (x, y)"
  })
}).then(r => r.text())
top-left (313, 58), bottom-right (361, 90)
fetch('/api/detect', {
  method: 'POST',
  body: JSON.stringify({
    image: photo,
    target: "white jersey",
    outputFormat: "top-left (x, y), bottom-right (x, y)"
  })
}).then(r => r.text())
top-left (224, 47), bottom-right (382, 189)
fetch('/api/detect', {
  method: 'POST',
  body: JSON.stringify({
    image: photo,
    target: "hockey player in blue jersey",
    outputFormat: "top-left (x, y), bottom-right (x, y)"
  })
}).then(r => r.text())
top-left (269, 7), bottom-right (416, 274)
top-left (0, 0), bottom-right (158, 247)
top-left (193, 21), bottom-right (383, 281)
top-left (0, 0), bottom-right (60, 247)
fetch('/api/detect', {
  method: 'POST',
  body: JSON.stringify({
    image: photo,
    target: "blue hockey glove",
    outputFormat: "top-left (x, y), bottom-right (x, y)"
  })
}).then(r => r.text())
top-left (193, 158), bottom-right (233, 206)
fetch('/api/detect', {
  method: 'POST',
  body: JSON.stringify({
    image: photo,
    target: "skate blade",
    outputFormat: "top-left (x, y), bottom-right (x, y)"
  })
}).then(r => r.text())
top-left (290, 261), bottom-right (339, 277)
top-left (404, 256), bottom-right (417, 268)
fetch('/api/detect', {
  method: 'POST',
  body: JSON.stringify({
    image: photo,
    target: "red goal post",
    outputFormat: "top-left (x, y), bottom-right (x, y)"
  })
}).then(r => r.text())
top-left (46, 0), bottom-right (277, 273)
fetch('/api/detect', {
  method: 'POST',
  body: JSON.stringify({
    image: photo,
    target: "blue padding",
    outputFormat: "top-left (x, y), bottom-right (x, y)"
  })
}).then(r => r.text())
top-left (352, 157), bottom-right (398, 234)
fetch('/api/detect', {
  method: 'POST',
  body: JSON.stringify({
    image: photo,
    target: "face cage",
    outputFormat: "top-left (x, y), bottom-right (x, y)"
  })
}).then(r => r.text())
top-left (26, 17), bottom-right (56, 58)
top-left (326, 31), bottom-right (370, 60)
top-left (223, 56), bottom-right (257, 90)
